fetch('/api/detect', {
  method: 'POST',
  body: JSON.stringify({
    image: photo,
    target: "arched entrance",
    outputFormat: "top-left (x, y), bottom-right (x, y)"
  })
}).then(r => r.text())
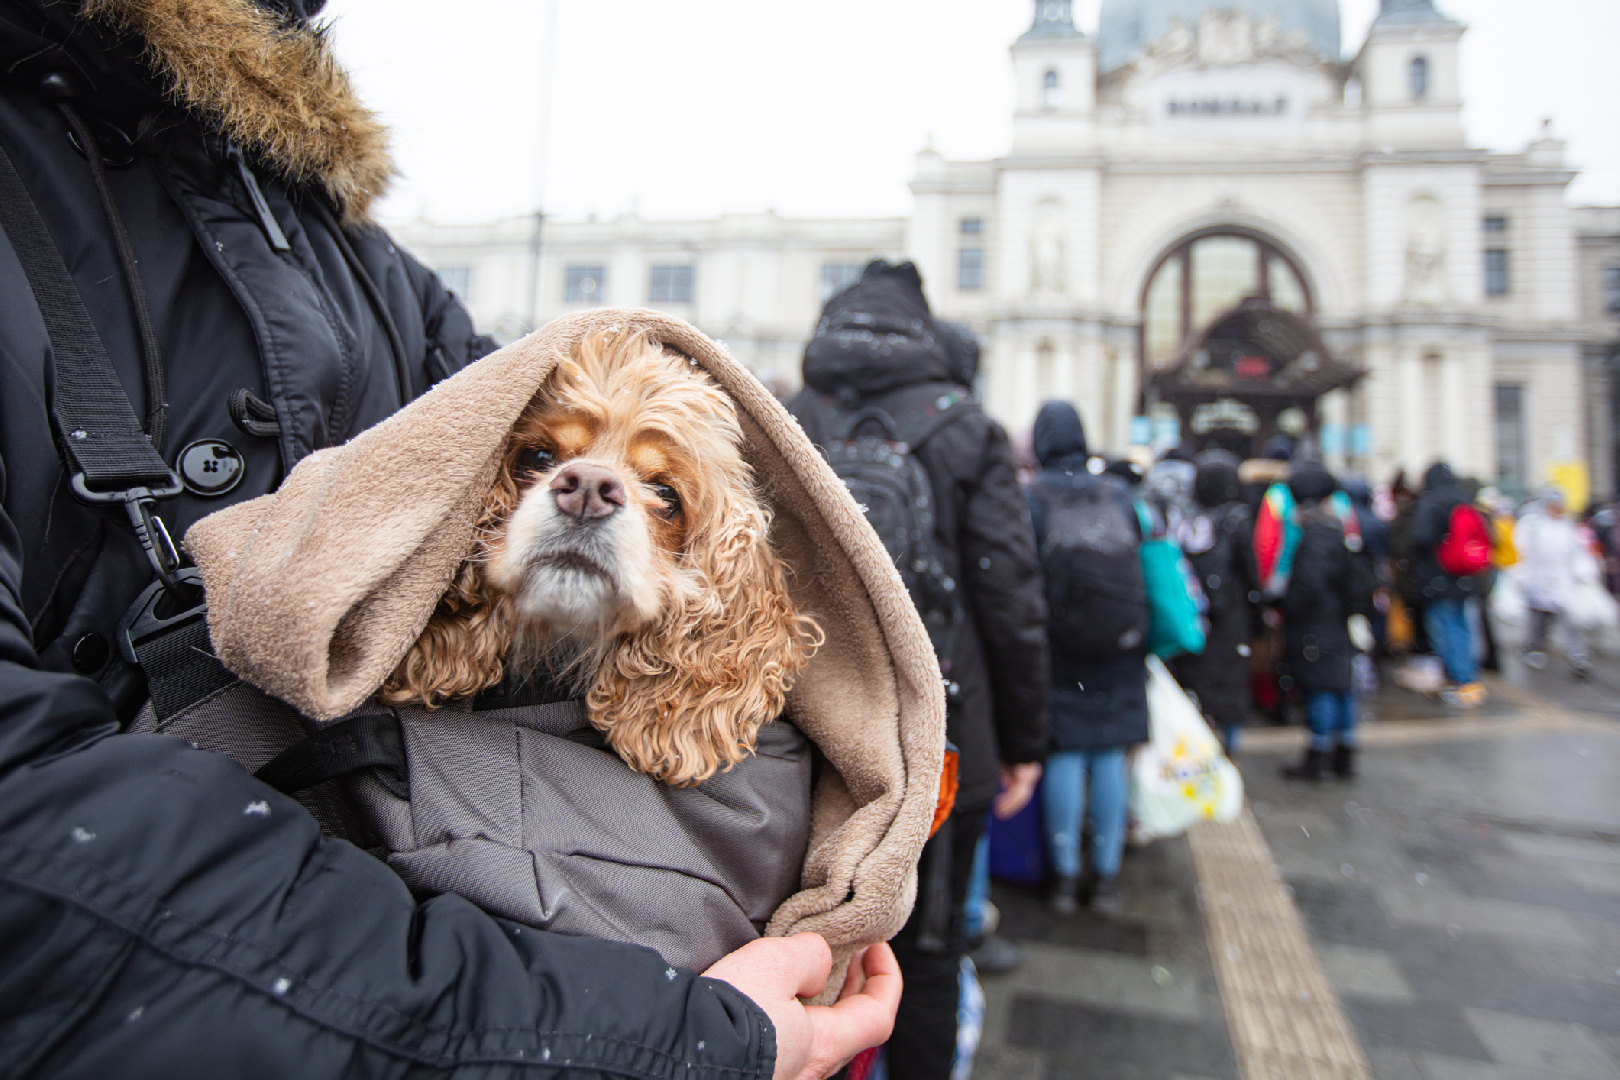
top-left (1137, 228), bottom-right (1361, 457)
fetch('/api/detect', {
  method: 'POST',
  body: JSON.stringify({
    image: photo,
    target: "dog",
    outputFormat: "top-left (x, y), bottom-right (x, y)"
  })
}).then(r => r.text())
top-left (381, 329), bottom-right (821, 786)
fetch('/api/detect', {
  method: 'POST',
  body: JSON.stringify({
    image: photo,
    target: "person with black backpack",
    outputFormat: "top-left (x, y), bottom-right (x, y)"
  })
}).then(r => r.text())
top-left (788, 260), bottom-right (1049, 1080)
top-left (1278, 465), bottom-right (1377, 780)
top-left (1025, 401), bottom-right (1151, 917)
top-left (1172, 451), bottom-right (1264, 753)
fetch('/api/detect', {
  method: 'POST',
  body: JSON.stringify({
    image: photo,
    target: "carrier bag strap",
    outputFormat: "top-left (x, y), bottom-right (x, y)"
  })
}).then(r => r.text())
top-left (0, 142), bottom-right (185, 593)
top-left (118, 569), bottom-right (237, 721)
top-left (255, 711), bottom-right (410, 800)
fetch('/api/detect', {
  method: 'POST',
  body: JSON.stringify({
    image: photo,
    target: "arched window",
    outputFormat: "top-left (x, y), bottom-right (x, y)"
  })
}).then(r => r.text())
top-left (1409, 55), bottom-right (1429, 100)
top-left (1041, 69), bottom-right (1061, 110)
top-left (1139, 231), bottom-right (1313, 370)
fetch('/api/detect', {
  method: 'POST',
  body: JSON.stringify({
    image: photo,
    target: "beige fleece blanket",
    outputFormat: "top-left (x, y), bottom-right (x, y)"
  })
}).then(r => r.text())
top-left (184, 308), bottom-right (945, 973)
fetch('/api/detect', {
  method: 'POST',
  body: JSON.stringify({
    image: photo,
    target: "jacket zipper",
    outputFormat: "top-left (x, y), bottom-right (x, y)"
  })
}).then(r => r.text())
top-left (227, 143), bottom-right (291, 252)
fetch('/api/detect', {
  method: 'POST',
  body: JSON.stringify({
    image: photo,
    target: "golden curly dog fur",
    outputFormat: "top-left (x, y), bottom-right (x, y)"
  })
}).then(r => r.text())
top-left (383, 330), bottom-right (822, 786)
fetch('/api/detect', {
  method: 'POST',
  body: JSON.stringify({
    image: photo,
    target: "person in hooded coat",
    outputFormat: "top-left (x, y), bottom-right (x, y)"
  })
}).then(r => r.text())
top-left (788, 261), bottom-right (1049, 1080)
top-left (1025, 401), bottom-right (1147, 916)
top-left (0, 1), bottom-right (893, 1074)
top-left (1279, 465), bottom-right (1376, 780)
top-left (1408, 461), bottom-right (1487, 707)
top-left (1172, 451), bottom-right (1263, 751)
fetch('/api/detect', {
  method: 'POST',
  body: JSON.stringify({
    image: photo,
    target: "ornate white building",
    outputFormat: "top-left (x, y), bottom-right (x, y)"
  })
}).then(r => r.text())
top-left (395, 0), bottom-right (1618, 496)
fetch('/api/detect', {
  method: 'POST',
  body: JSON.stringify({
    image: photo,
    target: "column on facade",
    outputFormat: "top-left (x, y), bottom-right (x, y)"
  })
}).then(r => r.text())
top-left (1399, 345), bottom-right (1426, 477)
top-left (1318, 389), bottom-right (1350, 473)
top-left (1112, 347), bottom-right (1136, 456)
top-left (1438, 347), bottom-right (1467, 471)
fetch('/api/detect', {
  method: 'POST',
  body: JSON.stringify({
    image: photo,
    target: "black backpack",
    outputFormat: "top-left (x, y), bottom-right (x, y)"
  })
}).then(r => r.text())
top-left (1178, 504), bottom-right (1246, 619)
top-left (1035, 473), bottom-right (1149, 660)
top-left (808, 391), bottom-right (974, 674)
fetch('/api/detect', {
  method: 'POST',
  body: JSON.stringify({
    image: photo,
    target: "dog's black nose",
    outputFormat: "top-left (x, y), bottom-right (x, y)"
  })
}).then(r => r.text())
top-left (550, 462), bottom-right (626, 522)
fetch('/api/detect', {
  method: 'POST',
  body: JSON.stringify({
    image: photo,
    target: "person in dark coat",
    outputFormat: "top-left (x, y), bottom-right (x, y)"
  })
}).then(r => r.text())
top-left (1025, 401), bottom-right (1146, 917)
top-left (1408, 461), bottom-right (1486, 707)
top-left (788, 261), bottom-right (1049, 1080)
top-left (1173, 451), bottom-right (1262, 752)
top-left (1279, 465), bottom-right (1375, 780)
top-left (0, 1), bottom-right (894, 1074)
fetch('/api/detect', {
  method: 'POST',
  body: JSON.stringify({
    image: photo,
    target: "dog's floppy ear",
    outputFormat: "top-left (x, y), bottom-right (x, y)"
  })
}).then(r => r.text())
top-left (381, 459), bottom-right (521, 707)
top-left (589, 492), bottom-right (820, 786)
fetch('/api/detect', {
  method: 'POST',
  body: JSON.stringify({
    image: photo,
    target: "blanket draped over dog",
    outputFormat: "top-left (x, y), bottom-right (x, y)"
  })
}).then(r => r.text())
top-left (183, 309), bottom-right (946, 979)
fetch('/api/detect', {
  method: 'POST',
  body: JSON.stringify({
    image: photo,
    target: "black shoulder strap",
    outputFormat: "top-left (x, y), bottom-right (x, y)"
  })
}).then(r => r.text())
top-left (255, 710), bottom-right (410, 801)
top-left (0, 143), bottom-right (175, 495)
top-left (0, 141), bottom-right (185, 593)
top-left (895, 390), bottom-right (977, 453)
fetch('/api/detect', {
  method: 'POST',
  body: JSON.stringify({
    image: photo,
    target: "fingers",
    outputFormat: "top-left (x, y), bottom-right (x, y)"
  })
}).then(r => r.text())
top-left (798, 945), bottom-right (902, 1077)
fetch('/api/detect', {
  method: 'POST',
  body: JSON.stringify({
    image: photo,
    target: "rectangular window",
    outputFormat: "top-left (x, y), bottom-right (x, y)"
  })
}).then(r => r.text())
top-left (960, 217), bottom-right (983, 236)
top-left (564, 265), bottom-right (606, 304)
top-left (958, 248), bottom-right (984, 292)
top-left (1494, 383), bottom-right (1526, 491)
top-left (1484, 248), bottom-right (1509, 296)
top-left (1605, 266), bottom-right (1620, 315)
top-left (1483, 215), bottom-right (1508, 233)
top-left (820, 263), bottom-right (863, 302)
top-left (648, 264), bottom-right (693, 304)
top-left (438, 265), bottom-right (473, 299)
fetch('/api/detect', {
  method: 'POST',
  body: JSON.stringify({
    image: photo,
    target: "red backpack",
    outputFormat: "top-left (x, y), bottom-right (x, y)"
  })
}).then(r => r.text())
top-left (1437, 504), bottom-right (1491, 576)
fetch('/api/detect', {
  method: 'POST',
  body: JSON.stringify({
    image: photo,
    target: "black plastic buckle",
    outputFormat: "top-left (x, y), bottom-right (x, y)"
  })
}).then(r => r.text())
top-left (117, 566), bottom-right (206, 666)
top-left (70, 472), bottom-right (186, 597)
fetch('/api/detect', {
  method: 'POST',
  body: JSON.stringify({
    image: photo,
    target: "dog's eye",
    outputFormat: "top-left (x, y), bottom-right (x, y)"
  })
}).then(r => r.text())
top-left (517, 446), bottom-right (556, 475)
top-left (649, 481), bottom-right (682, 520)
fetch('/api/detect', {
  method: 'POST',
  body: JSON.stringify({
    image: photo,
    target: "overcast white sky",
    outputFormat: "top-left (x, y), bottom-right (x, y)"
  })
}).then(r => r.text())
top-left (322, 0), bottom-right (1620, 226)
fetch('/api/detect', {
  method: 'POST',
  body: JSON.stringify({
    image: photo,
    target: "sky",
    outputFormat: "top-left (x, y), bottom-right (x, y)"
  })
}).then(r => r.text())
top-left (322, 0), bottom-right (1620, 227)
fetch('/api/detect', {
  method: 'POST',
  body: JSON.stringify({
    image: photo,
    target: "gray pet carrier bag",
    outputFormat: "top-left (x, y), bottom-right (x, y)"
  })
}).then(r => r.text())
top-left (127, 613), bottom-right (813, 974)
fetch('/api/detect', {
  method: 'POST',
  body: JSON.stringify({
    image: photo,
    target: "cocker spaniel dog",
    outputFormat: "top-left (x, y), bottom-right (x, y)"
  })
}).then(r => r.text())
top-left (381, 329), bottom-right (821, 786)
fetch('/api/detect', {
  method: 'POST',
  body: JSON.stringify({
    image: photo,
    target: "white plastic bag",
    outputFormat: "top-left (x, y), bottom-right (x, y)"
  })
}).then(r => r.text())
top-left (1489, 573), bottom-right (1529, 629)
top-left (1129, 656), bottom-right (1244, 839)
top-left (1564, 578), bottom-right (1620, 633)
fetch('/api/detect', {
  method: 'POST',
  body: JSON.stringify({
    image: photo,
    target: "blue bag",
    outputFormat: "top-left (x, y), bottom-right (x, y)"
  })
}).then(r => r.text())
top-left (986, 784), bottom-right (1047, 884)
top-left (1137, 503), bottom-right (1206, 660)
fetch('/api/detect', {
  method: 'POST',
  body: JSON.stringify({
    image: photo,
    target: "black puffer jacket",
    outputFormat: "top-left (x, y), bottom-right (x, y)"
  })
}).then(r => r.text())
top-left (788, 261), bottom-right (1049, 811)
top-left (1409, 462), bottom-right (1477, 602)
top-left (1280, 470), bottom-right (1375, 697)
top-left (1026, 402), bottom-right (1149, 753)
top-left (0, 1), bottom-right (772, 1074)
top-left (1173, 453), bottom-right (1261, 730)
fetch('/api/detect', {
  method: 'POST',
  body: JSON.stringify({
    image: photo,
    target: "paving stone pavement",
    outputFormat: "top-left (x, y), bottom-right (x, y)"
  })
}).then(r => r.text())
top-left (972, 675), bottom-right (1620, 1080)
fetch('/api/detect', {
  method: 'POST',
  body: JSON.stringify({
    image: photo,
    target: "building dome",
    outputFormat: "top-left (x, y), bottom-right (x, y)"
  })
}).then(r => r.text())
top-left (1097, 0), bottom-right (1341, 73)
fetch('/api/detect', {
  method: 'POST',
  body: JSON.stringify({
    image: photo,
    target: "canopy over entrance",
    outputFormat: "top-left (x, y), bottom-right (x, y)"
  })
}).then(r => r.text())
top-left (1147, 297), bottom-right (1364, 456)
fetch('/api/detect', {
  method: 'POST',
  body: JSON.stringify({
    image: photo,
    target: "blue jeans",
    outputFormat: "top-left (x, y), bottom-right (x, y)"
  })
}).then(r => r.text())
top-left (962, 826), bottom-right (991, 942)
top-left (1041, 748), bottom-right (1129, 881)
top-left (1425, 597), bottom-right (1476, 685)
top-left (1306, 691), bottom-right (1357, 752)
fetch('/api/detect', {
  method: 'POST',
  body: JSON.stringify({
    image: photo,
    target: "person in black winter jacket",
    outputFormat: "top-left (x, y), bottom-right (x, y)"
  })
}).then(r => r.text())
top-left (1408, 461), bottom-right (1486, 707)
top-left (1279, 465), bottom-right (1375, 780)
top-left (0, 2), bottom-right (896, 1076)
top-left (1025, 402), bottom-right (1145, 917)
top-left (1173, 451), bottom-right (1263, 752)
top-left (788, 261), bottom-right (1049, 1080)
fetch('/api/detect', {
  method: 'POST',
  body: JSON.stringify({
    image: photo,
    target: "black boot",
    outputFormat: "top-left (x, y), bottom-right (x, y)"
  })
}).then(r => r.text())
top-left (1049, 874), bottom-right (1080, 915)
top-left (1282, 747), bottom-right (1330, 781)
top-left (1332, 744), bottom-right (1356, 779)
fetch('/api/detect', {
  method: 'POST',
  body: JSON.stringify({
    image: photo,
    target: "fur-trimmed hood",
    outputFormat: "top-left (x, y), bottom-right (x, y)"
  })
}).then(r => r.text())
top-left (1, 0), bottom-right (392, 221)
top-left (184, 309), bottom-right (947, 985)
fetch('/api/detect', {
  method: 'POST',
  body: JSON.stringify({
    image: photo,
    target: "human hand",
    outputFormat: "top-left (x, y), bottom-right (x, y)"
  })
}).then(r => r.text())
top-left (703, 932), bottom-right (901, 1080)
top-left (992, 761), bottom-right (1042, 820)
